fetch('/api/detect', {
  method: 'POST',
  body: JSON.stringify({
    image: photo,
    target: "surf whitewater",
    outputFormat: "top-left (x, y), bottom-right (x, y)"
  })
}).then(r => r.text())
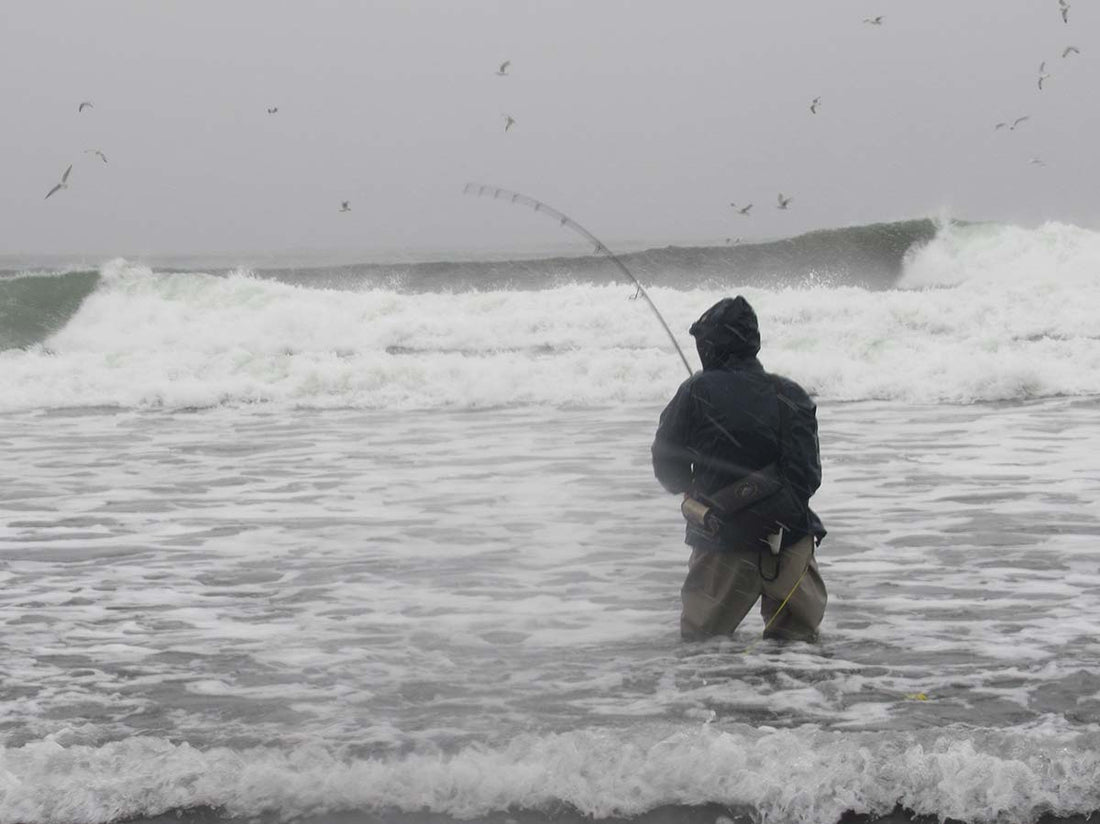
top-left (2, 218), bottom-right (1099, 411)
top-left (5, 385), bottom-right (1100, 824)
top-left (4, 726), bottom-right (1100, 824)
top-left (3, 217), bottom-right (1100, 824)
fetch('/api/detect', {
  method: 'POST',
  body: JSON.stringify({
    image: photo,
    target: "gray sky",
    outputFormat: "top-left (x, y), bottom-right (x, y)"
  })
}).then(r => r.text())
top-left (3, 0), bottom-right (1098, 261)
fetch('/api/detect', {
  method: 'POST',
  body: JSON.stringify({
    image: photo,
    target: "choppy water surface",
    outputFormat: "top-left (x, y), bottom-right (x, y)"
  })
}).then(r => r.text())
top-left (4, 218), bottom-right (1100, 823)
top-left (2, 399), bottom-right (1099, 823)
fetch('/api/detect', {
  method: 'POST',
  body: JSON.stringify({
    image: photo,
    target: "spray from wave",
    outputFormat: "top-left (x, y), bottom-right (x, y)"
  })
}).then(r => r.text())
top-left (899, 220), bottom-right (1100, 289)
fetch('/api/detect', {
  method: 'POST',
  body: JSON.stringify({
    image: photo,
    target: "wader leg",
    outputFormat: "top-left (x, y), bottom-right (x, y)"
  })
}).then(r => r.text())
top-left (760, 535), bottom-right (827, 642)
top-left (680, 547), bottom-right (763, 640)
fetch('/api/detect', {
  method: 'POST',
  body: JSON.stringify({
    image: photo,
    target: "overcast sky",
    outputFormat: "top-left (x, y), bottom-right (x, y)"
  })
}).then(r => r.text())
top-left (2, 0), bottom-right (1097, 262)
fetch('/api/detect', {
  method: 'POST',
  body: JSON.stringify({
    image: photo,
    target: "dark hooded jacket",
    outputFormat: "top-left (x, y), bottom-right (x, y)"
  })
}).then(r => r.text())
top-left (652, 296), bottom-right (826, 551)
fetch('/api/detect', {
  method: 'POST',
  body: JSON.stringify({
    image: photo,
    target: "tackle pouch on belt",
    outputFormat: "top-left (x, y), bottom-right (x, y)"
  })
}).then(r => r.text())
top-left (682, 463), bottom-right (794, 551)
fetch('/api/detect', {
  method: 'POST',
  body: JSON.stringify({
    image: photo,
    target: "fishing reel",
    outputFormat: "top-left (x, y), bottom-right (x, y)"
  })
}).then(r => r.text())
top-left (681, 496), bottom-right (720, 536)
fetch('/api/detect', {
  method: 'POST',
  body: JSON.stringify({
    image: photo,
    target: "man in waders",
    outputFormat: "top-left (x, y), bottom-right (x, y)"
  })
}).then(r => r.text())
top-left (652, 296), bottom-right (827, 641)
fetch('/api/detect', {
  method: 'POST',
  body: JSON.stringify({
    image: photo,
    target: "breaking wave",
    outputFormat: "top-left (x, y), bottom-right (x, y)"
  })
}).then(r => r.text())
top-left (3, 724), bottom-right (1099, 824)
top-left (1, 219), bottom-right (1098, 411)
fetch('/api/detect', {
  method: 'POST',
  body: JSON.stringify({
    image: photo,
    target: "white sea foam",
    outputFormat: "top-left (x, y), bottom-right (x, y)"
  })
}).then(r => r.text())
top-left (2, 725), bottom-right (1099, 824)
top-left (3, 394), bottom-right (1100, 823)
top-left (1, 220), bottom-right (1099, 412)
top-left (5, 222), bottom-right (1100, 824)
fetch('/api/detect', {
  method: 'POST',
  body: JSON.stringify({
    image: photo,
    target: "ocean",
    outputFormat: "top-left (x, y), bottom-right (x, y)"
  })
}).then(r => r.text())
top-left (2, 219), bottom-right (1099, 824)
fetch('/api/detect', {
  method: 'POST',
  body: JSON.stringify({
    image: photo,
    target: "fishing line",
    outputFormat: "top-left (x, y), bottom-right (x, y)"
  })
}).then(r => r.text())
top-left (463, 183), bottom-right (694, 376)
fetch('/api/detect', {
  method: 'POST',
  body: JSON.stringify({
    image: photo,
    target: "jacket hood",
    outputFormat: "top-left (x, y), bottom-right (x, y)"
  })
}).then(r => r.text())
top-left (689, 296), bottom-right (761, 368)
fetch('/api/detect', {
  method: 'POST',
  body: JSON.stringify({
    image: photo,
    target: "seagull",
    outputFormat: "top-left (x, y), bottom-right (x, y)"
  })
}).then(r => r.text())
top-left (995, 115), bottom-right (1029, 131)
top-left (267, 107), bottom-right (279, 114)
top-left (731, 203), bottom-right (753, 216)
top-left (810, 96), bottom-right (821, 114)
top-left (1028, 156), bottom-right (1046, 167)
top-left (339, 201), bottom-right (351, 212)
top-left (503, 114), bottom-right (516, 132)
top-left (1059, 0), bottom-right (1070, 24)
top-left (84, 149), bottom-right (108, 163)
top-left (495, 60), bottom-right (511, 76)
top-left (777, 193), bottom-right (793, 210)
top-left (862, 16), bottom-right (884, 25)
top-left (45, 164), bottom-right (72, 200)
top-left (1062, 46), bottom-right (1080, 58)
top-left (1038, 62), bottom-right (1050, 90)
top-left (78, 101), bottom-right (93, 113)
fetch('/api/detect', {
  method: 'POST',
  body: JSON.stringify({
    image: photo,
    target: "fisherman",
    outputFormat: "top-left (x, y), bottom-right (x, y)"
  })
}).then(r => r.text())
top-left (652, 296), bottom-right (827, 641)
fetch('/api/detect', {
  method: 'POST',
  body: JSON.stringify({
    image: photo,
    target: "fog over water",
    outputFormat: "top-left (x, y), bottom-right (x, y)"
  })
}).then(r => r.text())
top-left (2, 0), bottom-right (1099, 261)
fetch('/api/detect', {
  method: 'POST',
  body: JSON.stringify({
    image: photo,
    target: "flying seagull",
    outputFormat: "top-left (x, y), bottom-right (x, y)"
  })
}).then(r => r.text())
top-left (495, 60), bottom-right (511, 76)
top-left (731, 202), bottom-right (753, 216)
top-left (862, 16), bottom-right (884, 25)
top-left (1062, 46), bottom-right (1080, 58)
top-left (45, 164), bottom-right (72, 200)
top-left (994, 116), bottom-right (1029, 130)
top-left (339, 201), bottom-right (351, 212)
top-left (1059, 0), bottom-right (1070, 24)
top-left (1028, 156), bottom-right (1046, 167)
top-left (777, 193), bottom-right (793, 210)
top-left (1038, 62), bottom-right (1050, 90)
top-left (267, 107), bottom-right (279, 114)
top-left (78, 101), bottom-right (93, 113)
top-left (84, 148), bottom-right (108, 163)
top-left (503, 114), bottom-right (516, 132)
top-left (810, 96), bottom-right (821, 114)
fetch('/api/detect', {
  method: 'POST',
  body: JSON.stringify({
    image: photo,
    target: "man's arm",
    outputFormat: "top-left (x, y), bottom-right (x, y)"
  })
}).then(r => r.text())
top-left (775, 381), bottom-right (822, 503)
top-left (651, 378), bottom-right (698, 494)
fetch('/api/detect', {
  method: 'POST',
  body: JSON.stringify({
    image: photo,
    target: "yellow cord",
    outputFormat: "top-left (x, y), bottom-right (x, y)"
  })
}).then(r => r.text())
top-left (742, 562), bottom-right (810, 654)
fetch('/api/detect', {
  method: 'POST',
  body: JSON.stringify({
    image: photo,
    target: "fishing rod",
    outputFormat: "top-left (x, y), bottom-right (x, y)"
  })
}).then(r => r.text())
top-left (462, 183), bottom-right (694, 377)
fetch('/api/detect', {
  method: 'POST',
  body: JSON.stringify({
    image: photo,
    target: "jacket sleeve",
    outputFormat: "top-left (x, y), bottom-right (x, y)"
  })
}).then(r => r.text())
top-left (651, 377), bottom-right (698, 494)
top-left (775, 382), bottom-right (822, 504)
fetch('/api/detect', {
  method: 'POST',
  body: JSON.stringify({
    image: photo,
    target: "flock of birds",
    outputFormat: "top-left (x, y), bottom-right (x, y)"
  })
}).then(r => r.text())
top-left (721, 3), bottom-right (1080, 236)
top-left (44, 97), bottom-right (350, 209)
top-left (44, 102), bottom-right (108, 201)
top-left (43, 4), bottom-right (1083, 222)
top-left (495, 61), bottom-right (518, 132)
top-left (43, 57), bottom-right (525, 211)
top-left (991, 2), bottom-right (1077, 169)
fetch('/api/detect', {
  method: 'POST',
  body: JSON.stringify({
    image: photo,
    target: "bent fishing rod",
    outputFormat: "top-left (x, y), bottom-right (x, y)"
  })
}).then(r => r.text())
top-left (464, 185), bottom-right (811, 632)
top-left (462, 183), bottom-right (694, 377)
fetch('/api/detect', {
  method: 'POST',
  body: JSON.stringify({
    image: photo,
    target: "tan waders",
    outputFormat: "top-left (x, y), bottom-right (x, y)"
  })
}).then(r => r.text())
top-left (680, 535), bottom-right (826, 641)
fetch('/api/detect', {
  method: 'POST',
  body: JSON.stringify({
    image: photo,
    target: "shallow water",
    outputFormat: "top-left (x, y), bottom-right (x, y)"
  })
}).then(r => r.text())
top-left (2, 398), bottom-right (1099, 823)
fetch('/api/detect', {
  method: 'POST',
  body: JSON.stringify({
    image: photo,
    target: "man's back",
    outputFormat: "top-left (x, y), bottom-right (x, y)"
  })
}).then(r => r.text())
top-left (652, 298), bottom-right (824, 551)
top-left (654, 358), bottom-right (786, 494)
